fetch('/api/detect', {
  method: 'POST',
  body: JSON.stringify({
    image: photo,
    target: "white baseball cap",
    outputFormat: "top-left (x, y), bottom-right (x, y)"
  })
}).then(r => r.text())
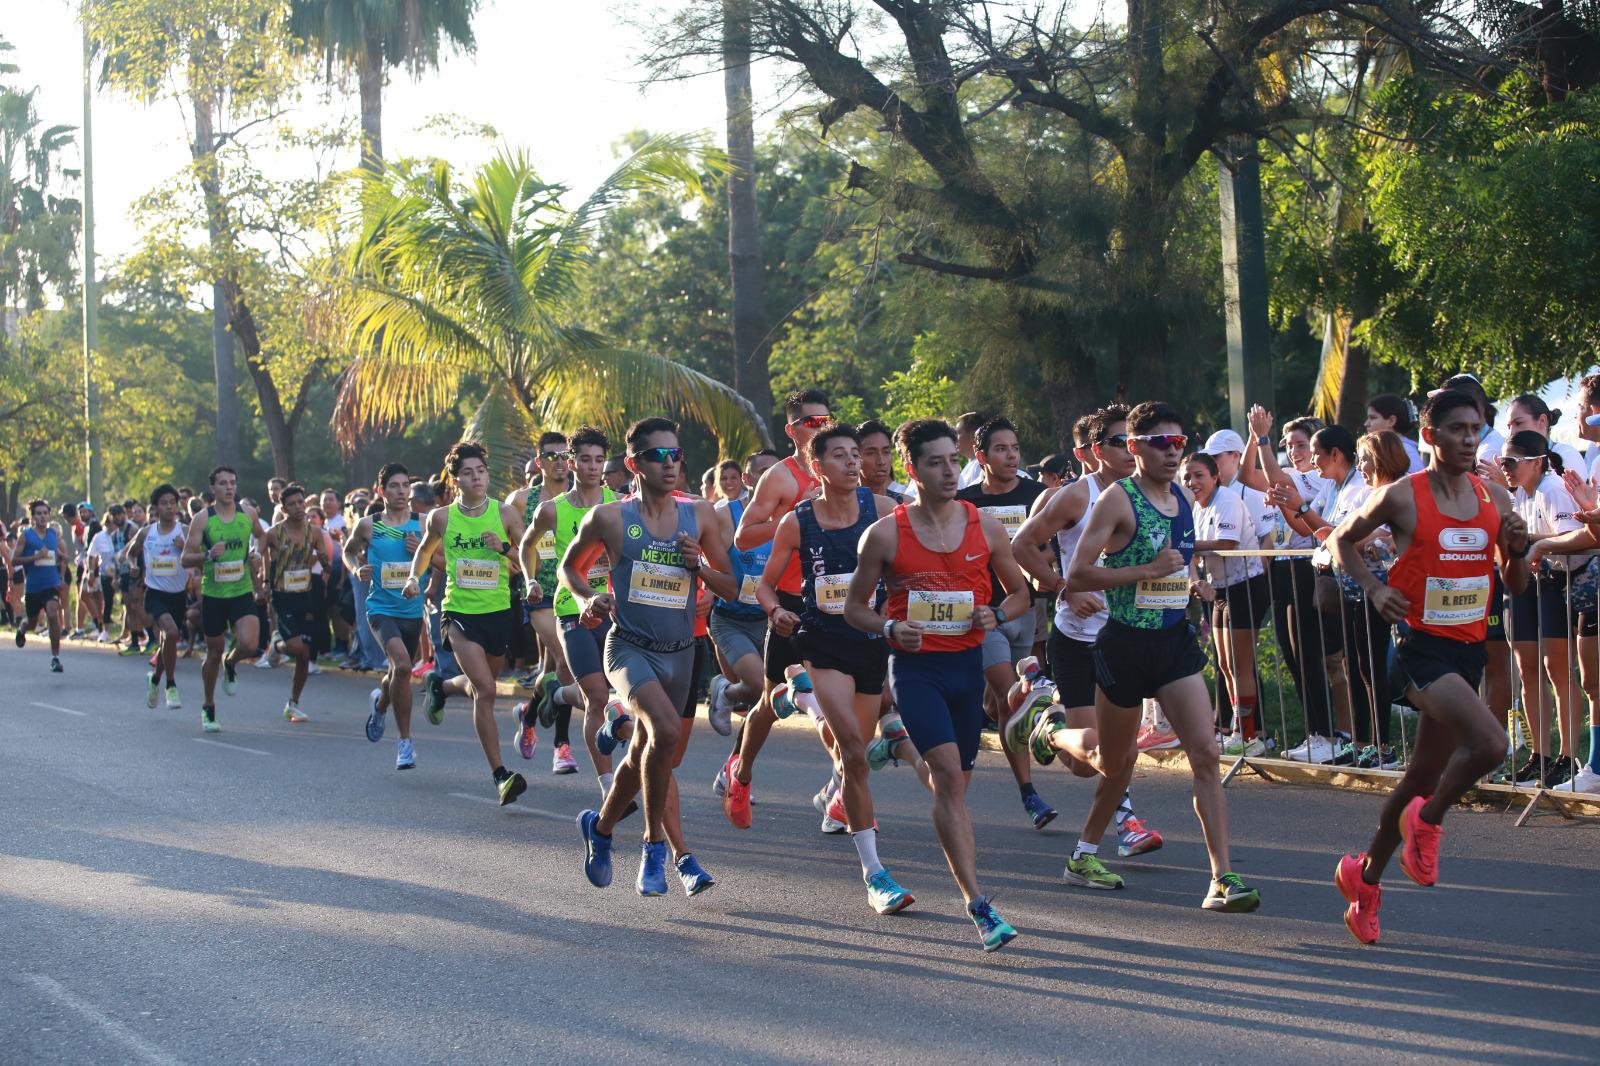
top-left (1200, 429), bottom-right (1246, 455)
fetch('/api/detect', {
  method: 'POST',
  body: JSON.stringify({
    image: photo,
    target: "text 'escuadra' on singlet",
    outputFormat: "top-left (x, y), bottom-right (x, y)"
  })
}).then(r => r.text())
top-left (1388, 471), bottom-right (1499, 643)
top-left (201, 506), bottom-right (254, 599)
top-left (610, 497), bottom-right (700, 650)
top-left (1054, 475), bottom-right (1106, 642)
top-left (141, 522), bottom-right (188, 594)
top-left (367, 513), bottom-right (424, 620)
top-left (552, 488), bottom-right (616, 618)
top-left (718, 497), bottom-right (771, 618)
top-left (773, 454), bottom-right (817, 597)
top-left (441, 499), bottom-right (511, 615)
top-left (883, 501), bottom-right (990, 653)
top-left (1102, 478), bottom-right (1196, 631)
top-left (797, 489), bottom-right (881, 640)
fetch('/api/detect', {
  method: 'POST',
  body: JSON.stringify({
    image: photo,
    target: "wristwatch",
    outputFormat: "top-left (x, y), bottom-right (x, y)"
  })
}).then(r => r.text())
top-left (994, 607), bottom-right (1008, 625)
top-left (882, 618), bottom-right (896, 640)
top-left (1257, 435), bottom-right (1271, 447)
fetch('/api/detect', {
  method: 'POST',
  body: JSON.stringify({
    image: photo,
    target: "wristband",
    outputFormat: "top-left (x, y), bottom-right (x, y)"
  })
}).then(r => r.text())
top-left (882, 618), bottom-right (896, 640)
top-left (993, 607), bottom-right (1008, 625)
top-left (497, 541), bottom-right (511, 555)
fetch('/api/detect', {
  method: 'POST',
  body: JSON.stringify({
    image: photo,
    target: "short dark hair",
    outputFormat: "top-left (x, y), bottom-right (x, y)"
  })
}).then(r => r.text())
top-left (1421, 389), bottom-right (1481, 430)
top-left (784, 388), bottom-right (830, 421)
top-left (107, 504), bottom-right (125, 517)
top-left (1312, 425), bottom-right (1359, 466)
top-left (1127, 401), bottom-right (1184, 436)
top-left (537, 430), bottom-right (568, 450)
top-left (1094, 404), bottom-right (1131, 443)
top-left (976, 416), bottom-right (1018, 454)
top-left (28, 498), bottom-right (48, 514)
top-left (150, 484), bottom-right (179, 507)
top-left (954, 411), bottom-right (987, 435)
top-left (268, 476), bottom-right (287, 488)
top-left (1506, 429), bottom-right (1564, 475)
top-left (1368, 394), bottom-right (1417, 435)
top-left (756, 447), bottom-right (783, 460)
top-left (570, 425), bottom-right (609, 453)
top-left (1439, 373), bottom-right (1494, 421)
top-left (1041, 453), bottom-right (1073, 477)
top-left (1185, 452), bottom-right (1219, 477)
top-left (1071, 414), bottom-right (1097, 449)
top-left (718, 459), bottom-right (742, 474)
top-left (409, 481), bottom-right (436, 507)
top-left (626, 417), bottom-right (679, 452)
top-left (897, 418), bottom-right (958, 466)
top-left (208, 465), bottom-right (237, 486)
top-left (189, 497), bottom-right (208, 515)
top-left (1580, 374), bottom-right (1600, 411)
top-left (280, 482), bottom-right (307, 504)
top-left (445, 441), bottom-right (489, 477)
top-left (121, 498), bottom-right (137, 511)
top-left (809, 421), bottom-right (860, 462)
top-left (376, 462), bottom-right (410, 491)
top-left (856, 418), bottom-right (893, 444)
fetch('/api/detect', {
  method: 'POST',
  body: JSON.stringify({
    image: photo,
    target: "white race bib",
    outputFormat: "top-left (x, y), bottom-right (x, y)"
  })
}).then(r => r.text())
top-left (281, 568), bottom-right (311, 594)
top-left (213, 559), bottom-right (245, 584)
top-left (981, 504), bottom-right (1028, 541)
top-left (1422, 575), bottom-right (1491, 626)
top-left (379, 561), bottom-right (411, 590)
top-left (907, 589), bottom-right (974, 634)
top-left (1134, 574), bottom-right (1189, 611)
top-left (629, 561), bottom-right (691, 609)
top-left (148, 556), bottom-right (179, 577)
top-left (454, 557), bottom-right (501, 590)
top-left (737, 573), bottom-right (760, 606)
top-left (537, 529), bottom-right (557, 564)
top-left (34, 550), bottom-right (54, 568)
top-left (815, 572), bottom-right (853, 615)
top-left (586, 560), bottom-right (611, 585)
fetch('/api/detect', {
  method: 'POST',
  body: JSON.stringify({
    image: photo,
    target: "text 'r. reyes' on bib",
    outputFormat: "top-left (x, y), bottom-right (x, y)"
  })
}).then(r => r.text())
top-left (629, 560), bottom-right (691, 609)
top-left (907, 589), bottom-right (974, 633)
top-left (455, 557), bottom-right (501, 590)
top-left (1422, 574), bottom-right (1491, 626)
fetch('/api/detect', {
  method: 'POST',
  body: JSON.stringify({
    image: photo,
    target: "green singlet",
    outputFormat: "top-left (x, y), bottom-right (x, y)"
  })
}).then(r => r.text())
top-left (442, 499), bottom-right (512, 615)
top-left (201, 507), bottom-right (255, 599)
top-left (551, 487), bottom-right (616, 617)
top-left (1101, 478), bottom-right (1197, 631)
top-left (523, 485), bottom-right (560, 601)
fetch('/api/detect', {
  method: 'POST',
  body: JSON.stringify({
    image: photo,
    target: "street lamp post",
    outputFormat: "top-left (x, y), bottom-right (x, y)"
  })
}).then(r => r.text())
top-left (81, 10), bottom-right (103, 508)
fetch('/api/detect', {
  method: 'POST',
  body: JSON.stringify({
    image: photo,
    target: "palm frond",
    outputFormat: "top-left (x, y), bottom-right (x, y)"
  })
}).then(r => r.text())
top-left (459, 379), bottom-right (540, 497)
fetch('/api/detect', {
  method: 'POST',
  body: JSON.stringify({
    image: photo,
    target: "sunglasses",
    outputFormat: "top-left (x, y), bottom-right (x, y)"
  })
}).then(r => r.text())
top-left (788, 414), bottom-right (831, 430)
top-left (1497, 455), bottom-right (1543, 469)
top-left (539, 450), bottom-right (571, 462)
top-left (1097, 434), bottom-right (1129, 449)
top-left (632, 447), bottom-right (683, 464)
top-left (1131, 433), bottom-right (1188, 451)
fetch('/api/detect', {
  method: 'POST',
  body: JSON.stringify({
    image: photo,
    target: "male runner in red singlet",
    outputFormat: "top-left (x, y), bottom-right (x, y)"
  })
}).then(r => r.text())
top-left (1330, 389), bottom-right (1530, 944)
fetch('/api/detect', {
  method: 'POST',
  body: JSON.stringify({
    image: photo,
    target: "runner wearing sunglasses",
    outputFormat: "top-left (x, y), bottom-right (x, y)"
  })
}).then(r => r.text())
top-left (1064, 401), bottom-right (1261, 913)
top-left (510, 431), bottom-right (578, 770)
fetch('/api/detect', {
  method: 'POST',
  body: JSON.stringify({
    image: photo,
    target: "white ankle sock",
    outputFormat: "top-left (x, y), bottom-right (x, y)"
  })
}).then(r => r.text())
top-left (852, 827), bottom-right (883, 877)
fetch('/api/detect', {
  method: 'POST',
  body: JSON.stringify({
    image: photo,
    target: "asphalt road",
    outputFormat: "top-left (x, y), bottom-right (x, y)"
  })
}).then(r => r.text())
top-left (2, 641), bottom-right (1596, 1065)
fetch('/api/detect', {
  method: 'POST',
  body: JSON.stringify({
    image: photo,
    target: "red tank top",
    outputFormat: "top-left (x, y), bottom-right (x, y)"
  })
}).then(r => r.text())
top-left (1388, 471), bottom-right (1499, 643)
top-left (776, 455), bottom-right (817, 596)
top-left (884, 501), bottom-right (990, 652)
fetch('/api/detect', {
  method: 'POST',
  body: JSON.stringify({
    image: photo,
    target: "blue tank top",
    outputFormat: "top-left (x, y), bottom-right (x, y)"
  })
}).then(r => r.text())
top-left (797, 489), bottom-right (881, 641)
top-left (365, 513), bottom-right (425, 619)
top-left (717, 497), bottom-right (772, 619)
top-left (22, 527), bottom-right (62, 593)
top-left (610, 498), bottom-right (699, 650)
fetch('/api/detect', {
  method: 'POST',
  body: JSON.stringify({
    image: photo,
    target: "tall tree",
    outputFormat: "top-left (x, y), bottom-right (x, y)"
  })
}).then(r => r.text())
top-left (722, 0), bottom-right (772, 420)
top-left (0, 37), bottom-right (79, 331)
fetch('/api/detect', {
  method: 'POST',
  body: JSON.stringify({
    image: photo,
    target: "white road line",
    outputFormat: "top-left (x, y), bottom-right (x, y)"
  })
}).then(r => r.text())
top-left (448, 791), bottom-right (572, 823)
top-left (192, 738), bottom-right (273, 756)
top-left (29, 701), bottom-right (86, 717)
top-left (25, 973), bottom-right (186, 1066)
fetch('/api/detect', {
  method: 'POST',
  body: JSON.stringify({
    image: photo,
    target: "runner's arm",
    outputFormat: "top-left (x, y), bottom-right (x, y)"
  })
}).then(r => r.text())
top-left (1329, 483), bottom-right (1408, 619)
top-left (558, 505), bottom-right (614, 610)
top-left (498, 504), bottom-right (527, 576)
top-left (1066, 490), bottom-right (1183, 592)
top-left (734, 463), bottom-right (797, 550)
top-left (754, 512), bottom-right (800, 624)
top-left (981, 516), bottom-right (1034, 629)
top-left (689, 499), bottom-right (737, 601)
top-left (180, 518), bottom-right (210, 569)
top-left (403, 509), bottom-right (447, 592)
top-left (1013, 482), bottom-right (1082, 593)
top-left (517, 500), bottom-right (557, 596)
top-left (843, 516), bottom-right (898, 638)
top-left (341, 517), bottom-right (371, 574)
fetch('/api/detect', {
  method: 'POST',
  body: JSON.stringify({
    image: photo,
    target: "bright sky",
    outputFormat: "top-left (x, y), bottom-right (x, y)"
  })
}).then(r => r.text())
top-left (8, 0), bottom-right (773, 263)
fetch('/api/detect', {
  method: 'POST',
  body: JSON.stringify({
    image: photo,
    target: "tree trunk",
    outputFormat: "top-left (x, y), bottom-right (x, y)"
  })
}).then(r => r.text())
top-left (222, 278), bottom-right (300, 479)
top-left (191, 92), bottom-right (240, 467)
top-left (1334, 327), bottom-right (1370, 433)
top-left (723, 0), bottom-right (773, 424)
top-left (358, 34), bottom-right (383, 174)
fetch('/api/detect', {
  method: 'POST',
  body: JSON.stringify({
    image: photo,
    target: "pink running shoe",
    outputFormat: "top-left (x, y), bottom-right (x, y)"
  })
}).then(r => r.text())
top-left (552, 742), bottom-right (578, 775)
top-left (1399, 795), bottom-right (1441, 887)
top-left (513, 702), bottom-right (537, 761)
top-left (1117, 816), bottom-right (1164, 856)
top-left (1335, 853), bottom-right (1382, 944)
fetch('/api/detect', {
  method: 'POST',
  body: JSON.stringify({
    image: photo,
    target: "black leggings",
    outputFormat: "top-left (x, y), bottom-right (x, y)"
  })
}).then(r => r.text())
top-left (1340, 594), bottom-right (1392, 747)
top-left (1269, 559), bottom-right (1335, 737)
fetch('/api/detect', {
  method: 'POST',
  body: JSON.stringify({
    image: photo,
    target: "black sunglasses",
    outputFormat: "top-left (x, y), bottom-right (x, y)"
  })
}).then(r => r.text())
top-left (539, 450), bottom-right (572, 462)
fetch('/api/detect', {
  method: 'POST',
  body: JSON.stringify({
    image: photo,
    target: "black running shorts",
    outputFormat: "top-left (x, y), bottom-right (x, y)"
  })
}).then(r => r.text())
top-left (1046, 624), bottom-right (1097, 709)
top-left (797, 628), bottom-right (889, 696)
top-left (1391, 626), bottom-right (1487, 704)
top-left (764, 591), bottom-right (807, 684)
top-left (1093, 619), bottom-right (1208, 708)
top-left (24, 587), bottom-right (60, 622)
top-left (145, 588), bottom-right (188, 626)
top-left (443, 607), bottom-right (519, 659)
top-left (368, 613), bottom-right (423, 660)
top-left (201, 592), bottom-right (258, 639)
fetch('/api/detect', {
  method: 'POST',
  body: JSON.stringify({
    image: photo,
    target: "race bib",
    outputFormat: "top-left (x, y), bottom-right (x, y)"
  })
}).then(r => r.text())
top-left (1423, 575), bottom-right (1491, 626)
top-left (586, 560), bottom-right (611, 586)
top-left (213, 559), bottom-right (245, 584)
top-left (148, 556), bottom-right (179, 577)
top-left (537, 529), bottom-right (558, 563)
top-left (629, 561), bottom-right (691, 609)
top-left (454, 557), bottom-right (500, 590)
top-left (907, 589), bottom-right (974, 634)
top-left (1134, 575), bottom-right (1190, 611)
top-left (981, 504), bottom-right (1028, 541)
top-left (34, 551), bottom-right (54, 567)
top-left (737, 573), bottom-right (760, 606)
top-left (379, 561), bottom-right (411, 590)
top-left (815, 572), bottom-right (853, 615)
top-left (281, 568), bottom-right (311, 593)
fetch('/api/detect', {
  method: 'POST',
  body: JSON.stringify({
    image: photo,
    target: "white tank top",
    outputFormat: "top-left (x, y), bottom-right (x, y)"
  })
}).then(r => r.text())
top-left (1053, 475), bottom-right (1107, 642)
top-left (142, 521), bottom-right (189, 594)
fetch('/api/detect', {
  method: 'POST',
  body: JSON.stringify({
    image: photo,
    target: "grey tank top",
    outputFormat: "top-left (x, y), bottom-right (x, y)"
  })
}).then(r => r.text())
top-left (610, 497), bottom-right (700, 650)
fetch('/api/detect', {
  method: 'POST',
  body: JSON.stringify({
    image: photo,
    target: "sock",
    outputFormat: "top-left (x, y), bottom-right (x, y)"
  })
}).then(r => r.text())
top-left (599, 771), bottom-right (614, 795)
top-left (1019, 782), bottom-right (1038, 802)
top-left (1589, 726), bottom-right (1600, 773)
top-left (1072, 840), bottom-right (1098, 861)
top-left (1115, 791), bottom-right (1134, 827)
top-left (553, 684), bottom-right (575, 707)
top-left (554, 705), bottom-right (573, 746)
top-left (852, 827), bottom-right (883, 877)
top-left (1238, 698), bottom-right (1258, 738)
top-left (492, 765), bottom-right (509, 782)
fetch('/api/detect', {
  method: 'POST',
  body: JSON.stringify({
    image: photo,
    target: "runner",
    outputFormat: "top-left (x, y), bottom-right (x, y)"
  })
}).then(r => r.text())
top-left (956, 416), bottom-right (1058, 829)
top-left (13, 498), bottom-right (68, 671)
top-left (181, 466), bottom-right (269, 733)
top-left (705, 449), bottom-right (778, 744)
top-left (1063, 401), bottom-right (1261, 913)
top-left (721, 388), bottom-right (830, 827)
top-left (127, 484), bottom-right (188, 707)
top-left (402, 441), bottom-right (529, 804)
top-left (1331, 388), bottom-right (1529, 944)
top-left (1010, 404), bottom-right (1165, 882)
top-left (510, 432), bottom-right (577, 763)
top-left (568, 417), bottom-right (736, 897)
top-left (857, 420), bottom-right (908, 501)
top-left (342, 462), bottom-right (425, 771)
top-left (844, 418), bottom-right (1031, 951)
top-left (257, 484), bottom-right (331, 724)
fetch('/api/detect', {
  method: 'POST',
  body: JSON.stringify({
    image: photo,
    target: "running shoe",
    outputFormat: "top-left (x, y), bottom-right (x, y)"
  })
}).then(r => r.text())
top-left (770, 681), bottom-right (798, 720)
top-left (1222, 732), bottom-right (1265, 758)
top-left (552, 742), bottom-right (578, 775)
top-left (513, 702), bottom-right (537, 760)
top-left (713, 765), bottom-right (728, 798)
top-left (1330, 741), bottom-right (1358, 766)
top-left (866, 735), bottom-right (896, 771)
top-left (1283, 734), bottom-right (1335, 764)
top-left (707, 674), bottom-right (733, 737)
top-left (411, 659), bottom-right (432, 679)
top-left (283, 701), bottom-right (309, 724)
top-left (423, 669), bottom-right (445, 726)
top-left (1136, 724), bottom-right (1181, 751)
top-left (50, 656), bottom-right (62, 673)
top-left (577, 809), bottom-right (612, 888)
top-left (967, 896), bottom-right (1018, 952)
top-left (306, 661), bottom-right (322, 676)
top-left (637, 840), bottom-right (669, 897)
top-left (147, 649), bottom-right (159, 669)
top-left (1117, 817), bottom-right (1164, 857)
top-left (1572, 764), bottom-right (1600, 794)
top-left (96, 629), bottom-right (110, 643)
top-left (146, 670), bottom-right (159, 709)
top-left (812, 774), bottom-right (838, 814)
top-left (396, 737), bottom-right (416, 770)
top-left (722, 751), bottom-right (752, 829)
top-left (201, 706), bottom-right (219, 733)
top-left (1540, 755), bottom-right (1575, 788)
top-left (252, 651), bottom-right (272, 669)
top-left (822, 790), bottom-right (849, 834)
top-left (597, 712), bottom-right (630, 757)
top-left (165, 684), bottom-right (181, 709)
top-left (496, 770), bottom-right (527, 807)
top-left (1379, 748), bottom-right (1404, 771)
top-left (866, 868), bottom-right (914, 915)
top-left (365, 689), bottom-right (386, 742)
top-left (1004, 694), bottom-right (1062, 766)
top-left (1398, 795), bottom-right (1440, 886)
top-left (223, 661), bottom-right (237, 696)
top-left (537, 672), bottom-right (561, 729)
top-left (675, 853), bottom-right (715, 896)
top-left (1023, 792), bottom-right (1057, 830)
top-left (13, 624), bottom-right (23, 648)
top-left (1201, 872), bottom-right (1261, 912)
top-left (1063, 852), bottom-right (1125, 890)
top-left (1335, 853), bottom-right (1381, 945)
top-left (120, 642), bottom-right (146, 657)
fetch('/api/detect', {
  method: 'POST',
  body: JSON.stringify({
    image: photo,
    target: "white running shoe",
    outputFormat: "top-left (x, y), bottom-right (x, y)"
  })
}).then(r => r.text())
top-left (307, 661), bottom-right (322, 675)
top-left (253, 652), bottom-right (273, 669)
top-left (1221, 732), bottom-right (1265, 758)
top-left (707, 675), bottom-right (733, 737)
top-left (1572, 764), bottom-right (1600, 794)
top-left (1284, 734), bottom-right (1335, 764)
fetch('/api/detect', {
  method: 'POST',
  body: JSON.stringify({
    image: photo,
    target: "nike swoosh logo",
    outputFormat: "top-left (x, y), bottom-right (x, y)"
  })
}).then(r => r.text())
top-left (965, 553), bottom-right (983, 561)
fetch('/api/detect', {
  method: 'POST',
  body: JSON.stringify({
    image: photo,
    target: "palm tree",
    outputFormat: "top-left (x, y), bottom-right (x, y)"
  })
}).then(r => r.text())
top-left (722, 0), bottom-right (771, 421)
top-left (336, 133), bottom-right (770, 492)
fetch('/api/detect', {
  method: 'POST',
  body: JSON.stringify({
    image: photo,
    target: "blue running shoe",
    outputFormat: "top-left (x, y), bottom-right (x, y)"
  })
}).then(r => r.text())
top-left (366, 688), bottom-right (385, 742)
top-left (675, 853), bottom-right (715, 896)
top-left (866, 868), bottom-right (914, 914)
top-left (577, 809), bottom-right (612, 888)
top-left (1024, 792), bottom-right (1057, 830)
top-left (597, 712), bottom-right (631, 757)
top-left (968, 895), bottom-right (1019, 952)
top-left (395, 738), bottom-right (416, 770)
top-left (637, 840), bottom-right (669, 897)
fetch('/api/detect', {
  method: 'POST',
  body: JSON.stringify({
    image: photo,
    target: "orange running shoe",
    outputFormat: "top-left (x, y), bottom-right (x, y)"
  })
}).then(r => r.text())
top-left (722, 751), bottom-right (752, 829)
top-left (1398, 795), bottom-right (1440, 886)
top-left (1335, 853), bottom-right (1381, 944)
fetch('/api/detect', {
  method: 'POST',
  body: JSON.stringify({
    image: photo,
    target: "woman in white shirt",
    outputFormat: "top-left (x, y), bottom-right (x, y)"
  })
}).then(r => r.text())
top-left (1365, 394), bottom-right (1425, 473)
top-left (1501, 431), bottom-right (1584, 787)
top-left (1505, 394), bottom-right (1585, 476)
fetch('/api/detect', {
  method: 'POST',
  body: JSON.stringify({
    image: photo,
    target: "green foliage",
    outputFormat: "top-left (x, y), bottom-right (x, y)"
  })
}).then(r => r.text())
top-left (0, 37), bottom-right (79, 328)
top-left (879, 333), bottom-right (959, 428)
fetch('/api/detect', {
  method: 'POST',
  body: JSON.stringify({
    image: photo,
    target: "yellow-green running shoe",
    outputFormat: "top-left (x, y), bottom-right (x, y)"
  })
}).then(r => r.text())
top-left (1064, 852), bottom-right (1125, 890)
